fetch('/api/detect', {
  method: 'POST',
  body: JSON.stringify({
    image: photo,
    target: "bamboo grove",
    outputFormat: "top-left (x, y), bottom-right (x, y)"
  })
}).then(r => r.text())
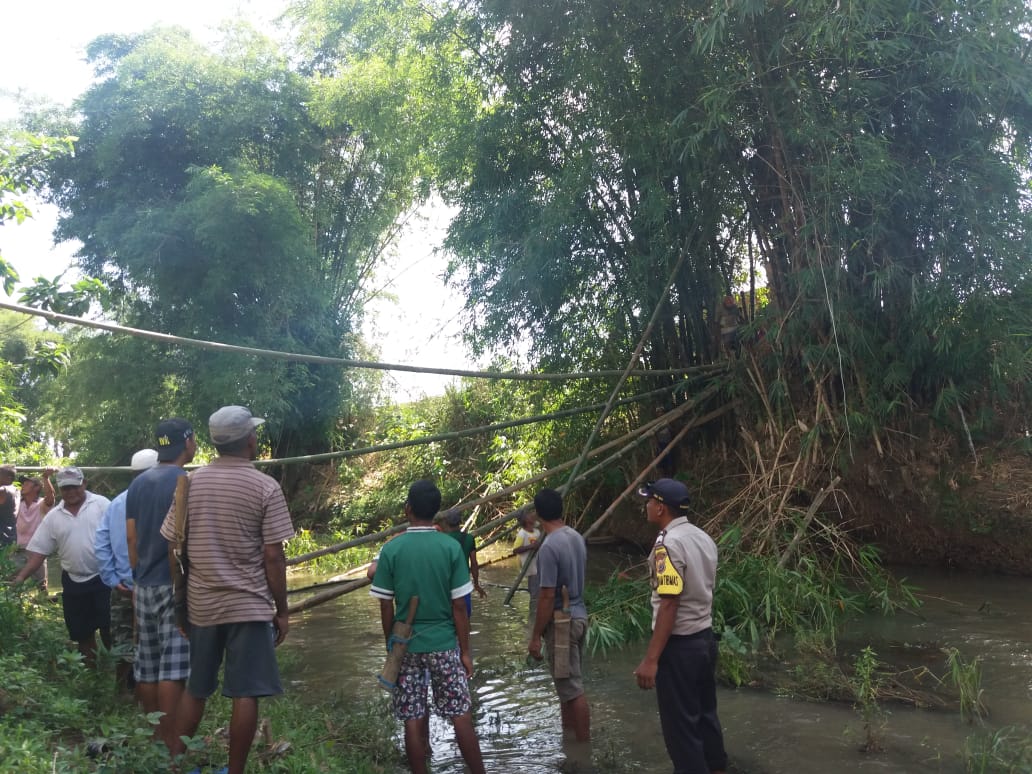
top-left (3, 0), bottom-right (1032, 534)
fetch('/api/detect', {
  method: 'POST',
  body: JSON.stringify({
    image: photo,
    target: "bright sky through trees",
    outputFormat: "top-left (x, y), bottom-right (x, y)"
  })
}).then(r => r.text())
top-left (2, 0), bottom-right (472, 399)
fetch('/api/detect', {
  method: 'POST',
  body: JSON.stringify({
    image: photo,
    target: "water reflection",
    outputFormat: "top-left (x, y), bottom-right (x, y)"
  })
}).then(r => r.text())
top-left (285, 559), bottom-right (1032, 773)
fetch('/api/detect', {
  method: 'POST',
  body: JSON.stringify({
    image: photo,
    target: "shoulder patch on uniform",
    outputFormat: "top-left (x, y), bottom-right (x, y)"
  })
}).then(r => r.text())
top-left (653, 545), bottom-right (683, 596)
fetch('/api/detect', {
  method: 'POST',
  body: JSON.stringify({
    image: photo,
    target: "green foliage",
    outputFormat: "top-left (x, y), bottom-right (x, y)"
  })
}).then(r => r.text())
top-left (333, 375), bottom-right (616, 532)
top-left (0, 309), bottom-right (68, 462)
top-left (31, 22), bottom-right (433, 462)
top-left (376, 0), bottom-right (1032, 450)
top-left (0, 131), bottom-right (75, 293)
top-left (850, 645), bottom-right (887, 753)
top-left (945, 647), bottom-right (988, 724)
top-left (583, 570), bottom-right (652, 654)
top-left (964, 726), bottom-right (1032, 774)
top-left (285, 528), bottom-right (378, 574)
top-left (713, 528), bottom-right (899, 651)
top-left (579, 526), bottom-right (915, 685)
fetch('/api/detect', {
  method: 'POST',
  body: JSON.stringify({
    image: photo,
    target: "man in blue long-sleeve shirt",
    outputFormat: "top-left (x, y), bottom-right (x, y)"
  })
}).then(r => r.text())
top-left (96, 448), bottom-right (159, 694)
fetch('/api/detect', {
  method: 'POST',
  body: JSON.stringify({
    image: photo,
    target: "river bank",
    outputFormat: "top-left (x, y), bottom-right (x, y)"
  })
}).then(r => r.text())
top-left (283, 558), bottom-right (1032, 773)
top-left (4, 551), bottom-right (1030, 773)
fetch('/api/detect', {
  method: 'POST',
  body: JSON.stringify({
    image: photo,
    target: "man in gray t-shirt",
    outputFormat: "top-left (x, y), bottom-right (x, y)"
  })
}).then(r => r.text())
top-left (528, 488), bottom-right (590, 742)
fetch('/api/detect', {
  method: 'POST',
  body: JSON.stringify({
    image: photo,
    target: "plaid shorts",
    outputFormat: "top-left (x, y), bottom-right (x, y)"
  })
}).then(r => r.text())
top-left (134, 584), bottom-right (190, 683)
top-left (393, 649), bottom-right (473, 721)
top-left (109, 588), bottom-right (135, 663)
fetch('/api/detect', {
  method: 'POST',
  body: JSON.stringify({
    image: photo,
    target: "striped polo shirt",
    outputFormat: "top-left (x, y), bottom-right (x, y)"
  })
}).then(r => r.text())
top-left (160, 455), bottom-right (294, 627)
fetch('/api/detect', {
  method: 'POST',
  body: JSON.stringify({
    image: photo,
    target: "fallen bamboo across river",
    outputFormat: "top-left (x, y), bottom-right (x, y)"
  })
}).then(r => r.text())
top-left (285, 382), bottom-right (726, 611)
top-left (285, 384), bottom-right (714, 567)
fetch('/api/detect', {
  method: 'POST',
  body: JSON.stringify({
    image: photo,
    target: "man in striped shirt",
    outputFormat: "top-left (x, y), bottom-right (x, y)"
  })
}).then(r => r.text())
top-left (161, 405), bottom-right (294, 774)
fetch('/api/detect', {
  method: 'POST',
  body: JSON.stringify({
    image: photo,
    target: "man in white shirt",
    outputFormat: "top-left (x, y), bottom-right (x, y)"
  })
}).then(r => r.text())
top-left (13, 466), bottom-right (113, 667)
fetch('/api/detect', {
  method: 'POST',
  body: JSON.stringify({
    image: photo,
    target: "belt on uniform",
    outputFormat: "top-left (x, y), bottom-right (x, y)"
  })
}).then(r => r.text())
top-left (668, 627), bottom-right (715, 641)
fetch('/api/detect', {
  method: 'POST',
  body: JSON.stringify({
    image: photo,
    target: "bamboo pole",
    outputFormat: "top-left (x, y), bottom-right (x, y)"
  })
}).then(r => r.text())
top-left (288, 578), bottom-right (370, 615)
top-left (495, 251), bottom-right (689, 610)
top-left (581, 401), bottom-right (739, 540)
top-left (571, 482), bottom-right (604, 531)
top-left (0, 300), bottom-right (719, 383)
top-left (498, 253), bottom-right (688, 605)
top-left (284, 406), bottom-right (703, 613)
top-left (776, 476), bottom-right (842, 569)
top-left (562, 250), bottom-right (688, 492)
top-left (288, 567), bottom-right (372, 595)
top-left (284, 389), bottom-right (700, 566)
top-left (499, 375), bottom-right (702, 605)
top-left (254, 382), bottom-right (679, 467)
top-left (14, 381), bottom-right (687, 475)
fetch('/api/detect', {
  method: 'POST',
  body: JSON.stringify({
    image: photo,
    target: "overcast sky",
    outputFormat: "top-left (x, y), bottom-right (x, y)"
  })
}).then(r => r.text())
top-left (2, 0), bottom-right (473, 398)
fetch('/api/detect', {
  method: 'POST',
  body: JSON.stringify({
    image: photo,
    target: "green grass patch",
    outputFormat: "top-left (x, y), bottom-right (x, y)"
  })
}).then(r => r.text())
top-left (0, 553), bottom-right (401, 773)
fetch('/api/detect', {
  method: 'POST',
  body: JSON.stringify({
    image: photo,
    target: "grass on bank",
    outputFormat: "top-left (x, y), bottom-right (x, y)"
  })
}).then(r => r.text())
top-left (0, 554), bottom-right (401, 773)
top-left (583, 525), bottom-right (918, 680)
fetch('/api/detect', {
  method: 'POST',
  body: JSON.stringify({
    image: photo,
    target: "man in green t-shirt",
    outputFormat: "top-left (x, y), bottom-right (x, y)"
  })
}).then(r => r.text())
top-left (370, 480), bottom-right (485, 774)
top-left (440, 508), bottom-right (485, 617)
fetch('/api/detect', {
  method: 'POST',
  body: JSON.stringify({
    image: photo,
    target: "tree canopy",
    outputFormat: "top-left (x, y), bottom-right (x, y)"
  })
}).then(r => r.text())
top-left (6, 0), bottom-right (1030, 471)
top-left (422, 0), bottom-right (1032, 438)
top-left (38, 23), bottom-right (436, 460)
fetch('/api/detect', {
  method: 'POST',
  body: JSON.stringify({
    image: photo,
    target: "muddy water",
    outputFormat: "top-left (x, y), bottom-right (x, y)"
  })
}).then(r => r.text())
top-left (284, 559), bottom-right (1032, 773)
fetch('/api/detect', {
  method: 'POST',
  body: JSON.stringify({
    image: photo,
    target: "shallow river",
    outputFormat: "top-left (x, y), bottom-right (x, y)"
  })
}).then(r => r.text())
top-left (284, 557), bottom-right (1032, 773)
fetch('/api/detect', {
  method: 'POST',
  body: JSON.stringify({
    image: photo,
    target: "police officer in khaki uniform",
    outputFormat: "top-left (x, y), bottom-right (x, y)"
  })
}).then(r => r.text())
top-left (633, 479), bottom-right (727, 774)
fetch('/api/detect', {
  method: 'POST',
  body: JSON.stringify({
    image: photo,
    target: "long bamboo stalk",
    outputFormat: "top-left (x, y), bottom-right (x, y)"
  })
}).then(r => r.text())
top-left (285, 400), bottom-right (721, 612)
top-left (0, 300), bottom-right (717, 382)
top-left (562, 250), bottom-right (688, 491)
top-left (288, 578), bottom-right (370, 615)
top-left (776, 476), bottom-right (842, 569)
top-left (285, 388), bottom-right (703, 566)
top-left (581, 401), bottom-right (739, 540)
top-left (15, 382), bottom-right (688, 475)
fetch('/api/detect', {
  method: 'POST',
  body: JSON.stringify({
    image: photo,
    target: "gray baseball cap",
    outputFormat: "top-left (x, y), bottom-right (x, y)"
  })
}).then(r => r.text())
top-left (209, 405), bottom-right (265, 445)
top-left (55, 466), bottom-right (85, 487)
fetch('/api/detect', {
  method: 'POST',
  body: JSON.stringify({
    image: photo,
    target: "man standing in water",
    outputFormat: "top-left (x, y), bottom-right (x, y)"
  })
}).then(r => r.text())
top-left (161, 406), bottom-right (293, 774)
top-left (440, 508), bottom-right (486, 617)
top-left (370, 480), bottom-right (485, 774)
top-left (528, 487), bottom-right (591, 742)
top-left (633, 479), bottom-right (727, 774)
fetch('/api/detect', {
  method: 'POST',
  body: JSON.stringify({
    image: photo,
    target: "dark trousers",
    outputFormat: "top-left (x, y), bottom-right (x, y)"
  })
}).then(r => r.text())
top-left (655, 629), bottom-right (728, 774)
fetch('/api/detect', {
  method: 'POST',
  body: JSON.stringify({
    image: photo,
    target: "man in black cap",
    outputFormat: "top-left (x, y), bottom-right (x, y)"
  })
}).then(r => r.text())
top-left (126, 418), bottom-right (196, 747)
top-left (633, 478), bottom-right (727, 774)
